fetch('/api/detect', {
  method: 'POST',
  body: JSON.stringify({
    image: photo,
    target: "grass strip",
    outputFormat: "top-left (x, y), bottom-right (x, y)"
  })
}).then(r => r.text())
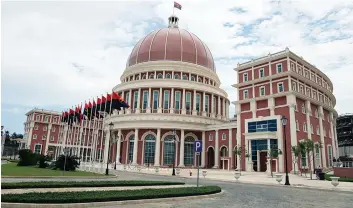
top-left (2, 186), bottom-right (221, 204)
top-left (1, 180), bottom-right (185, 189)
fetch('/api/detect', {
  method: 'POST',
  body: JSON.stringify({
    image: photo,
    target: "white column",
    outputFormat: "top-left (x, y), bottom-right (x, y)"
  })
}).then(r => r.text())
top-left (136, 88), bottom-right (141, 113)
top-left (147, 88), bottom-right (151, 113)
top-left (222, 99), bottom-right (226, 118)
top-left (44, 124), bottom-right (52, 155)
top-left (217, 96), bottom-right (221, 119)
top-left (132, 128), bottom-right (139, 165)
top-left (192, 90), bottom-right (197, 115)
top-left (306, 100), bottom-right (312, 141)
top-left (116, 129), bottom-right (122, 164)
top-left (170, 88), bottom-right (174, 113)
top-left (202, 92), bottom-right (206, 116)
top-left (178, 129), bottom-right (185, 167)
top-left (154, 128), bottom-right (161, 166)
top-left (268, 98), bottom-right (275, 116)
top-left (201, 131), bottom-right (206, 167)
top-left (318, 106), bottom-right (327, 168)
top-left (182, 89), bottom-right (186, 114)
top-left (26, 122), bottom-right (35, 149)
top-left (211, 94), bottom-right (215, 117)
top-left (228, 128), bottom-right (233, 169)
top-left (103, 129), bottom-right (110, 166)
top-left (213, 130), bottom-right (219, 168)
top-left (158, 88), bottom-right (163, 113)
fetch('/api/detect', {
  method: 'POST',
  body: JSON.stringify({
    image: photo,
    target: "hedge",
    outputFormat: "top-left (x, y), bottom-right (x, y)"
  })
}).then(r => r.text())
top-left (1, 180), bottom-right (185, 189)
top-left (325, 174), bottom-right (353, 182)
top-left (1, 186), bottom-right (221, 203)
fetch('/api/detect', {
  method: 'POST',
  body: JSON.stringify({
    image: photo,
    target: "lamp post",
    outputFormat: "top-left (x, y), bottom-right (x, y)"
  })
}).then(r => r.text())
top-left (281, 116), bottom-right (290, 186)
top-left (106, 122), bottom-right (114, 175)
top-left (172, 129), bottom-right (176, 176)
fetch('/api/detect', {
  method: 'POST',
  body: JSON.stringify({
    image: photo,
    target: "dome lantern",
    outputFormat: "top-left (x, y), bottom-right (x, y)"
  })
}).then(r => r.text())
top-left (168, 15), bottom-right (179, 28)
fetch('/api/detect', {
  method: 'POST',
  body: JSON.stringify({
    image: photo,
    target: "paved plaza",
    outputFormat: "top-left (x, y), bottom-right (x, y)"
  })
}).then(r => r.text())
top-left (2, 163), bottom-right (353, 208)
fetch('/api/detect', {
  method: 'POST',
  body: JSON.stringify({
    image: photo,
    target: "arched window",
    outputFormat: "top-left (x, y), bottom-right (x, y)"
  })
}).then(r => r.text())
top-left (163, 135), bottom-right (175, 165)
top-left (182, 74), bottom-right (188, 80)
top-left (136, 75), bottom-right (140, 80)
top-left (198, 77), bottom-right (203, 82)
top-left (149, 74), bottom-right (155, 79)
top-left (128, 135), bottom-right (134, 163)
top-left (174, 74), bottom-right (180, 79)
top-left (191, 76), bottom-right (196, 81)
top-left (184, 136), bottom-right (195, 166)
top-left (157, 73), bottom-right (163, 79)
top-left (142, 74), bottom-right (147, 79)
top-left (144, 134), bottom-right (156, 165)
top-left (220, 146), bottom-right (227, 157)
top-left (166, 73), bottom-right (171, 79)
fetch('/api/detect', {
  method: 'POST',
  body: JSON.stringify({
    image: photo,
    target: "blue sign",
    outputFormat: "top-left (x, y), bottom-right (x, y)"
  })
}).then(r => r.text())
top-left (194, 141), bottom-right (202, 152)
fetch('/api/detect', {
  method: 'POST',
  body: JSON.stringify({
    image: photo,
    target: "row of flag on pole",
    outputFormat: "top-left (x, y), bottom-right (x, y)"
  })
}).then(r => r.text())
top-left (61, 92), bottom-right (130, 125)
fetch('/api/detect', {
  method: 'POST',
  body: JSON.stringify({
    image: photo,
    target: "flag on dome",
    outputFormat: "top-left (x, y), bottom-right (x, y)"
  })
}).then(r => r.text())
top-left (174, 1), bottom-right (182, 10)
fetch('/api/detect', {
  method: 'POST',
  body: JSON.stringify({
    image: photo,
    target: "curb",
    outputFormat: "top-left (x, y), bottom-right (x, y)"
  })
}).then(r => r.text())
top-left (0, 190), bottom-right (224, 208)
top-left (123, 170), bottom-right (353, 193)
top-left (1, 176), bottom-right (117, 179)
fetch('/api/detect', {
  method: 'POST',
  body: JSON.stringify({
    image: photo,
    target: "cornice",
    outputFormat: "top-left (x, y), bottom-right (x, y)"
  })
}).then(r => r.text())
top-left (121, 61), bottom-right (221, 85)
top-left (113, 79), bottom-right (229, 98)
top-left (233, 48), bottom-right (333, 89)
top-left (232, 71), bottom-right (291, 88)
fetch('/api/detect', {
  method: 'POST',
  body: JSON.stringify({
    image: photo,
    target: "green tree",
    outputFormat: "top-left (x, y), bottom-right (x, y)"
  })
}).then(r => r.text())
top-left (233, 145), bottom-right (250, 175)
top-left (17, 149), bottom-right (39, 166)
top-left (268, 144), bottom-right (282, 177)
top-left (291, 145), bottom-right (301, 174)
top-left (299, 139), bottom-right (322, 180)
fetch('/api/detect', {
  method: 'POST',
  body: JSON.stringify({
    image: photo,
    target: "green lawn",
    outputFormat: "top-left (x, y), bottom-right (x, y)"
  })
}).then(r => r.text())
top-left (1, 163), bottom-right (105, 177)
top-left (325, 174), bottom-right (353, 182)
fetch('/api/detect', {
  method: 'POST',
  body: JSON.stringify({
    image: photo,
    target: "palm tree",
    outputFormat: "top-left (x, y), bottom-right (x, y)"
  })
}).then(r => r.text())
top-left (291, 145), bottom-right (301, 174)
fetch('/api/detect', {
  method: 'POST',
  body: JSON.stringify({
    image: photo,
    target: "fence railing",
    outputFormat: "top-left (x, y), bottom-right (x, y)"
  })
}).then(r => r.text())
top-left (333, 161), bottom-right (353, 168)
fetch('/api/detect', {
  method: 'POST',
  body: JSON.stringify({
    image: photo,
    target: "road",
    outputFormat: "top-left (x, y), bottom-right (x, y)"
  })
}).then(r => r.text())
top-left (2, 170), bottom-right (353, 208)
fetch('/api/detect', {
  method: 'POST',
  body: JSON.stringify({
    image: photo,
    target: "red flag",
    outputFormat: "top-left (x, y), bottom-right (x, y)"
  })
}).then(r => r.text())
top-left (174, 1), bottom-right (182, 10)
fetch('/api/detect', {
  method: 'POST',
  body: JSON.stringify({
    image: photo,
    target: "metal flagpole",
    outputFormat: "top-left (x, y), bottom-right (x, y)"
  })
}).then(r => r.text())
top-left (99, 93), bottom-right (108, 169)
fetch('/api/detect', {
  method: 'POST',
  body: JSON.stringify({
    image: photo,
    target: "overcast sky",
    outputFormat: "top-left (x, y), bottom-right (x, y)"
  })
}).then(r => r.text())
top-left (2, 0), bottom-right (353, 133)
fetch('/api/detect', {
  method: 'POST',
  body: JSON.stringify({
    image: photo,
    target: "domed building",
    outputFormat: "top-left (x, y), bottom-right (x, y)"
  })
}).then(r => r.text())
top-left (106, 15), bottom-right (236, 169)
top-left (24, 15), bottom-right (339, 173)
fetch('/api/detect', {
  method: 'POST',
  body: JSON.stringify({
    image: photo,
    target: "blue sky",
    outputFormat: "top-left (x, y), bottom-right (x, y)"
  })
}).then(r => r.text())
top-left (2, 0), bottom-right (353, 133)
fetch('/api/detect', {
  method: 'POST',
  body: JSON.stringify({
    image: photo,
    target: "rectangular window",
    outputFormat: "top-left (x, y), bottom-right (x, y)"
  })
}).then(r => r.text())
top-left (291, 63), bottom-right (295, 71)
top-left (142, 91), bottom-right (148, 109)
top-left (186, 92), bottom-right (191, 110)
top-left (44, 116), bottom-right (49, 122)
top-left (34, 144), bottom-right (41, 154)
top-left (248, 119), bottom-right (277, 133)
top-left (50, 136), bottom-right (54, 141)
top-left (213, 97), bottom-right (217, 113)
top-left (125, 92), bottom-right (130, 105)
top-left (260, 86), bottom-right (265, 96)
top-left (277, 63), bottom-right (282, 73)
top-left (301, 152), bottom-right (307, 167)
top-left (278, 82), bottom-right (284, 92)
top-left (196, 94), bottom-right (201, 112)
top-left (153, 90), bottom-right (159, 109)
top-left (205, 95), bottom-right (209, 113)
top-left (243, 90), bottom-right (249, 99)
top-left (328, 146), bottom-right (333, 167)
top-left (36, 115), bottom-right (40, 121)
top-left (34, 124), bottom-right (38, 130)
top-left (164, 90), bottom-right (170, 109)
top-left (243, 73), bottom-right (248, 82)
top-left (133, 91), bottom-right (138, 109)
top-left (175, 91), bottom-right (181, 110)
top-left (315, 145), bottom-right (320, 168)
top-left (259, 68), bottom-right (265, 78)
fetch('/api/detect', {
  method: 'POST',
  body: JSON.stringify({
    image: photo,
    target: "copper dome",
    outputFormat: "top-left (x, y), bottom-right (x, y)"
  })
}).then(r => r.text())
top-left (127, 27), bottom-right (215, 71)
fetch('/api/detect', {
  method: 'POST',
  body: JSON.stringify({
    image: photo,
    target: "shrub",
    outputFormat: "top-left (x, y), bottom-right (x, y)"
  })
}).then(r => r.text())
top-left (1, 180), bottom-right (185, 189)
top-left (17, 149), bottom-right (39, 166)
top-left (1, 186), bottom-right (221, 203)
top-left (38, 155), bottom-right (51, 168)
top-left (55, 155), bottom-right (79, 171)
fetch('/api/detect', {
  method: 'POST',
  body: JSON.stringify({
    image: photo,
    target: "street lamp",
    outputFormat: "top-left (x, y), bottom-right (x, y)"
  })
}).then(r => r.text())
top-left (172, 129), bottom-right (176, 176)
top-left (281, 116), bottom-right (290, 186)
top-left (106, 122), bottom-right (114, 175)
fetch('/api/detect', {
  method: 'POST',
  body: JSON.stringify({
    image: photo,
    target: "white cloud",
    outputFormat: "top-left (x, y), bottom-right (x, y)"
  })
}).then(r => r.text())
top-left (2, 0), bottom-right (353, 131)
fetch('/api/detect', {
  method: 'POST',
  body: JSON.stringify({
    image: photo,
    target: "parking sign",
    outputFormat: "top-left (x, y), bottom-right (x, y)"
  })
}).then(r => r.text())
top-left (194, 141), bottom-right (202, 152)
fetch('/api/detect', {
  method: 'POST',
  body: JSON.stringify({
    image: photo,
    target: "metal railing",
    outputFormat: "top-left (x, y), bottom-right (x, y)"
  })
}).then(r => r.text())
top-left (333, 161), bottom-right (353, 168)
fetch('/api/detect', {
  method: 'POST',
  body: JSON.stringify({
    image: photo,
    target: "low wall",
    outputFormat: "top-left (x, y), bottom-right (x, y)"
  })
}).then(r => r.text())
top-left (333, 167), bottom-right (353, 178)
